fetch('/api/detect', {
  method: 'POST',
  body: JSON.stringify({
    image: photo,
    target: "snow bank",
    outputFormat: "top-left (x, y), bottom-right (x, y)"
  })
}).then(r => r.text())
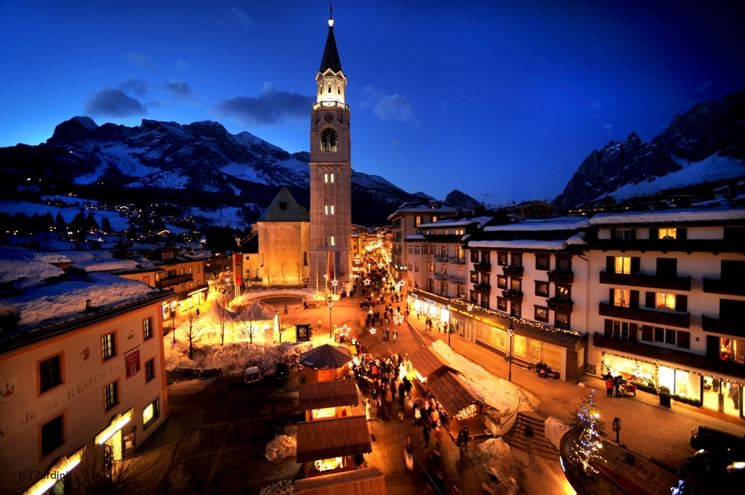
top-left (429, 341), bottom-right (539, 426)
top-left (259, 480), bottom-right (294, 495)
top-left (265, 434), bottom-right (297, 462)
top-left (468, 438), bottom-right (520, 495)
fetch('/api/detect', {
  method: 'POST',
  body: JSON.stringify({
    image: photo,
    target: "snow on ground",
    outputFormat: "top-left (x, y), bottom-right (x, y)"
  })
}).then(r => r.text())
top-left (98, 143), bottom-right (160, 177)
top-left (601, 153), bottom-right (745, 201)
top-left (429, 341), bottom-right (540, 416)
top-left (4, 272), bottom-right (156, 328)
top-left (190, 206), bottom-right (246, 229)
top-left (265, 434), bottom-right (297, 462)
top-left (219, 163), bottom-right (269, 184)
top-left (74, 162), bottom-right (108, 185)
top-left (56, 250), bottom-right (139, 272)
top-left (259, 480), bottom-right (294, 495)
top-left (467, 438), bottom-right (520, 495)
top-left (0, 200), bottom-right (130, 232)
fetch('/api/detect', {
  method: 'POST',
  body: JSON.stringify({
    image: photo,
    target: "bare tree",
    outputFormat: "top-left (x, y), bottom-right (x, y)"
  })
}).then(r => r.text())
top-left (185, 311), bottom-right (203, 360)
top-left (243, 320), bottom-right (261, 344)
top-left (216, 295), bottom-right (229, 346)
top-left (74, 448), bottom-right (168, 495)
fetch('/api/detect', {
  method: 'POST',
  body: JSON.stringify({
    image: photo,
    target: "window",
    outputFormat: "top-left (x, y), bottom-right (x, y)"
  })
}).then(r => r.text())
top-left (104, 381), bottom-right (119, 410)
top-left (497, 275), bottom-right (507, 289)
top-left (432, 215), bottom-right (438, 223)
top-left (677, 331), bottom-right (690, 349)
top-left (143, 318), bottom-right (153, 340)
top-left (654, 327), bottom-right (665, 342)
top-left (510, 252), bottom-right (522, 267)
top-left (535, 281), bottom-right (549, 297)
top-left (535, 306), bottom-right (548, 322)
top-left (143, 398), bottom-right (160, 429)
top-left (327, 236), bottom-right (335, 246)
top-left (641, 325), bottom-right (653, 342)
top-left (102, 332), bottom-right (116, 360)
top-left (556, 256), bottom-right (571, 272)
top-left (556, 285), bottom-right (570, 299)
top-left (497, 297), bottom-right (508, 311)
top-left (510, 278), bottom-right (522, 291)
top-left (510, 302), bottom-right (521, 318)
top-left (428, 262), bottom-right (435, 273)
top-left (414, 216), bottom-right (422, 227)
top-left (324, 204), bottom-right (335, 215)
top-left (321, 128), bottom-right (337, 152)
top-left (41, 415), bottom-right (64, 457)
top-left (614, 256), bottom-right (631, 274)
top-left (470, 271), bottom-right (478, 283)
top-left (612, 321), bottom-right (630, 340)
top-left (656, 293), bottom-right (676, 310)
top-left (614, 228), bottom-right (634, 240)
top-left (658, 228), bottom-right (677, 239)
top-left (613, 289), bottom-right (630, 308)
top-left (323, 172), bottom-right (335, 183)
top-left (39, 355), bottom-right (62, 394)
top-left (497, 252), bottom-right (508, 266)
top-left (145, 358), bottom-right (155, 382)
top-left (555, 311), bottom-right (570, 330)
top-left (535, 254), bottom-right (550, 271)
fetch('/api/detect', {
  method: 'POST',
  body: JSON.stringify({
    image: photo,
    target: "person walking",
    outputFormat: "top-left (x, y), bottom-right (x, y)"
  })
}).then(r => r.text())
top-left (614, 376), bottom-right (622, 397)
top-left (423, 423), bottom-right (431, 448)
top-left (404, 435), bottom-right (414, 472)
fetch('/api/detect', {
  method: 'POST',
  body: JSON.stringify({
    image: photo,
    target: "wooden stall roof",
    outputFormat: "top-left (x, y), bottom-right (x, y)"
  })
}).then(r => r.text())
top-left (427, 371), bottom-right (480, 417)
top-left (294, 467), bottom-right (388, 495)
top-left (300, 344), bottom-right (353, 369)
top-left (296, 415), bottom-right (371, 463)
top-left (299, 379), bottom-right (359, 411)
top-left (408, 347), bottom-right (453, 379)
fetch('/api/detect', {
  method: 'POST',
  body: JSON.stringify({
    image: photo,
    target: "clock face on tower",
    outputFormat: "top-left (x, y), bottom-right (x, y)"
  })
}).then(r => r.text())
top-left (324, 112), bottom-right (334, 123)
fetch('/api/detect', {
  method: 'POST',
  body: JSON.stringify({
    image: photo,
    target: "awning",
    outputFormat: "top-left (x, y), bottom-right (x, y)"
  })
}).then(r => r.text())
top-left (427, 371), bottom-right (480, 417)
top-left (295, 467), bottom-right (388, 495)
top-left (296, 416), bottom-right (371, 463)
top-left (299, 379), bottom-right (358, 411)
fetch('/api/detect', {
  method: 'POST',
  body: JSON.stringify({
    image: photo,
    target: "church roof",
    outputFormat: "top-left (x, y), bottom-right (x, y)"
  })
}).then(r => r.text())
top-left (319, 22), bottom-right (343, 73)
top-left (258, 187), bottom-right (309, 222)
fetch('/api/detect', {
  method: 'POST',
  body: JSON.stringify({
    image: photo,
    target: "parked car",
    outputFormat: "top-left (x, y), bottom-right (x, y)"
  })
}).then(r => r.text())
top-left (243, 365), bottom-right (262, 385)
top-left (274, 362), bottom-right (289, 382)
top-left (690, 426), bottom-right (745, 455)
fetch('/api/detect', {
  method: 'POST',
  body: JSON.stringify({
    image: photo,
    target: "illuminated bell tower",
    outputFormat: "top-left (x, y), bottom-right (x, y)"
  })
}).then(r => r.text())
top-left (309, 10), bottom-right (352, 292)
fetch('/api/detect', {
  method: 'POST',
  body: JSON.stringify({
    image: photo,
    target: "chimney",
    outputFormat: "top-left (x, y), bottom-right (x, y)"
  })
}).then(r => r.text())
top-left (85, 299), bottom-right (92, 313)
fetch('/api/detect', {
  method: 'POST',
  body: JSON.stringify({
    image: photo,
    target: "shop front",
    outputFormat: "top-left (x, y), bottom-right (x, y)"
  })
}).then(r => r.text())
top-left (601, 352), bottom-right (744, 419)
top-left (409, 290), bottom-right (450, 328)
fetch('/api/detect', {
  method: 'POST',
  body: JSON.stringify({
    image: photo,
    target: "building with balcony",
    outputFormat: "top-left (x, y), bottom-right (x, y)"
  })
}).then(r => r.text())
top-left (586, 208), bottom-right (745, 420)
top-left (0, 255), bottom-right (170, 494)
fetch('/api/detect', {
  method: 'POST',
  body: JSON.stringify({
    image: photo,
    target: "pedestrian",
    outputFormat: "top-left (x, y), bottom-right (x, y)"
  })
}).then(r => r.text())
top-left (414, 404), bottom-right (422, 425)
top-left (614, 376), bottom-right (622, 397)
top-left (423, 423), bottom-right (431, 447)
top-left (525, 424), bottom-right (534, 453)
top-left (605, 377), bottom-right (614, 398)
top-left (404, 435), bottom-right (414, 472)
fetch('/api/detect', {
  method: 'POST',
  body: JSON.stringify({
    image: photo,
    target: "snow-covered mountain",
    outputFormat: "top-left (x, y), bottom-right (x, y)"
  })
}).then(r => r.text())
top-left (555, 90), bottom-right (745, 209)
top-left (0, 117), bottom-right (431, 226)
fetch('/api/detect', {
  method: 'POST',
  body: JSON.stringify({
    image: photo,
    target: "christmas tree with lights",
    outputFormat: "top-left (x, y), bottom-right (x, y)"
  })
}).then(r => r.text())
top-left (570, 390), bottom-right (605, 476)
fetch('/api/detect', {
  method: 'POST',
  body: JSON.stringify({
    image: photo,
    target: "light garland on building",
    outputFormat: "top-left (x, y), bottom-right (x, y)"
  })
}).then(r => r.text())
top-left (455, 403), bottom-right (478, 421)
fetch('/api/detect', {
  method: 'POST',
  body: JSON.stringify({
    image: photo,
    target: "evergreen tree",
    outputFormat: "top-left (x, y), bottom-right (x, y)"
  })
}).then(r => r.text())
top-left (570, 390), bottom-right (605, 476)
top-left (55, 212), bottom-right (66, 229)
top-left (101, 216), bottom-right (112, 234)
top-left (85, 212), bottom-right (99, 231)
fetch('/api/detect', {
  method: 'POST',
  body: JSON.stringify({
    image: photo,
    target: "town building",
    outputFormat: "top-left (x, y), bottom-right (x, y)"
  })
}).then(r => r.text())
top-left (585, 208), bottom-right (745, 419)
top-left (0, 255), bottom-right (170, 494)
top-left (308, 12), bottom-right (353, 294)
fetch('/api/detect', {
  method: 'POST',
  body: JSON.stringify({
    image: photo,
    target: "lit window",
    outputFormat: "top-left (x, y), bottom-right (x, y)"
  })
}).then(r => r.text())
top-left (613, 289), bottom-right (630, 308)
top-left (658, 228), bottom-right (677, 239)
top-left (415, 216), bottom-right (422, 227)
top-left (324, 204), bottom-right (335, 215)
top-left (311, 407), bottom-right (336, 419)
top-left (143, 398), bottom-right (160, 428)
top-left (324, 172), bottom-right (335, 183)
top-left (143, 318), bottom-right (152, 340)
top-left (102, 332), bottom-right (116, 360)
top-left (614, 256), bottom-right (631, 274)
top-left (656, 293), bottom-right (676, 310)
top-left (328, 236), bottom-right (335, 246)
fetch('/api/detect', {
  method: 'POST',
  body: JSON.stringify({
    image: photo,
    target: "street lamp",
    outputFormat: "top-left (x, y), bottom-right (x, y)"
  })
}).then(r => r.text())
top-left (170, 301), bottom-right (177, 344)
top-left (327, 296), bottom-right (334, 338)
top-left (508, 321), bottom-right (515, 382)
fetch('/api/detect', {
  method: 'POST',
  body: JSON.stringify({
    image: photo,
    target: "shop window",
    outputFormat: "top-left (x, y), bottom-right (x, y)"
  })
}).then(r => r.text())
top-left (39, 354), bottom-right (63, 394)
top-left (497, 276), bottom-right (507, 289)
top-left (497, 252), bottom-right (508, 266)
top-left (535, 281), bottom-right (549, 297)
top-left (41, 414), bottom-right (64, 457)
top-left (143, 398), bottom-right (160, 429)
top-left (535, 306), bottom-right (548, 322)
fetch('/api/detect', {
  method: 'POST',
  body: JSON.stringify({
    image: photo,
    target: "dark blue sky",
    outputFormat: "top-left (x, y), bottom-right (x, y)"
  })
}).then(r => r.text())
top-left (2, 0), bottom-right (744, 203)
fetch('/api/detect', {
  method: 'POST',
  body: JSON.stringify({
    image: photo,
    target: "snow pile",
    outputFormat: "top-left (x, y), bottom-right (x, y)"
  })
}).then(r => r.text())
top-left (0, 259), bottom-right (64, 289)
top-left (258, 480), bottom-right (294, 495)
top-left (468, 438), bottom-right (520, 495)
top-left (429, 341), bottom-right (539, 431)
top-left (265, 434), bottom-right (297, 462)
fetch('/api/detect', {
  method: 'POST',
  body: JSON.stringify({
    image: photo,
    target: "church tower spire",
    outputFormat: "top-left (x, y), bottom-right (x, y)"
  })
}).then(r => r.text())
top-left (308, 7), bottom-right (352, 294)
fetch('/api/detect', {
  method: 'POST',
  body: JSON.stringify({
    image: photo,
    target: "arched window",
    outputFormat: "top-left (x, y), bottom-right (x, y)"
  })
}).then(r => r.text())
top-left (321, 128), bottom-right (338, 152)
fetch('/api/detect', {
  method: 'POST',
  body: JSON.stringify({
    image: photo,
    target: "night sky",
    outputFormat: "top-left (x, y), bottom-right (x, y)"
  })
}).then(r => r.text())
top-left (2, 0), bottom-right (744, 203)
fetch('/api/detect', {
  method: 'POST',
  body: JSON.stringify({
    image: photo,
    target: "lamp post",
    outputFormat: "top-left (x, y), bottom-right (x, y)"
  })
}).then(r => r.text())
top-left (170, 301), bottom-right (177, 344)
top-left (327, 296), bottom-right (334, 338)
top-left (508, 321), bottom-right (515, 382)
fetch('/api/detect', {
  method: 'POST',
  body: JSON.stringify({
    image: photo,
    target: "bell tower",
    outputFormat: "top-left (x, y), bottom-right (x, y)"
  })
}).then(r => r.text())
top-left (309, 9), bottom-right (352, 293)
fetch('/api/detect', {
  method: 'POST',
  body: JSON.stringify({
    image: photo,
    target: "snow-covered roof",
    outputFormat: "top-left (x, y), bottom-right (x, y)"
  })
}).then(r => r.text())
top-left (589, 208), bottom-right (745, 226)
top-left (388, 204), bottom-right (459, 219)
top-left (468, 233), bottom-right (586, 251)
top-left (484, 216), bottom-right (589, 232)
top-left (419, 216), bottom-right (493, 229)
top-left (404, 234), bottom-right (425, 241)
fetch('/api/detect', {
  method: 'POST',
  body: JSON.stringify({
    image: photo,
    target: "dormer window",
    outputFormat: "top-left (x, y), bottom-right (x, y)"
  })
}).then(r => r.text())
top-left (279, 201), bottom-right (287, 210)
top-left (321, 128), bottom-right (337, 152)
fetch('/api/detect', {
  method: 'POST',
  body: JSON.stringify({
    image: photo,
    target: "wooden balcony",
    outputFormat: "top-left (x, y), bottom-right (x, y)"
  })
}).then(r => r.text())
top-left (598, 302), bottom-right (690, 328)
top-left (502, 265), bottom-right (524, 278)
top-left (599, 271), bottom-right (691, 291)
top-left (156, 273), bottom-right (193, 289)
top-left (703, 278), bottom-right (745, 297)
top-left (548, 269), bottom-right (574, 284)
top-left (592, 332), bottom-right (745, 379)
top-left (474, 261), bottom-right (491, 272)
top-left (547, 297), bottom-right (573, 312)
top-left (702, 315), bottom-right (745, 338)
top-left (502, 289), bottom-right (523, 301)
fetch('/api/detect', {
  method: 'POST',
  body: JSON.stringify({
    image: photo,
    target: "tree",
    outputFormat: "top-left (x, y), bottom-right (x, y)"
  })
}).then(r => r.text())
top-left (86, 212), bottom-right (99, 231)
top-left (216, 299), bottom-right (229, 346)
top-left (185, 311), bottom-right (203, 360)
top-left (243, 321), bottom-right (261, 345)
top-left (55, 212), bottom-right (66, 229)
top-left (570, 390), bottom-right (605, 476)
top-left (101, 216), bottom-right (112, 234)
